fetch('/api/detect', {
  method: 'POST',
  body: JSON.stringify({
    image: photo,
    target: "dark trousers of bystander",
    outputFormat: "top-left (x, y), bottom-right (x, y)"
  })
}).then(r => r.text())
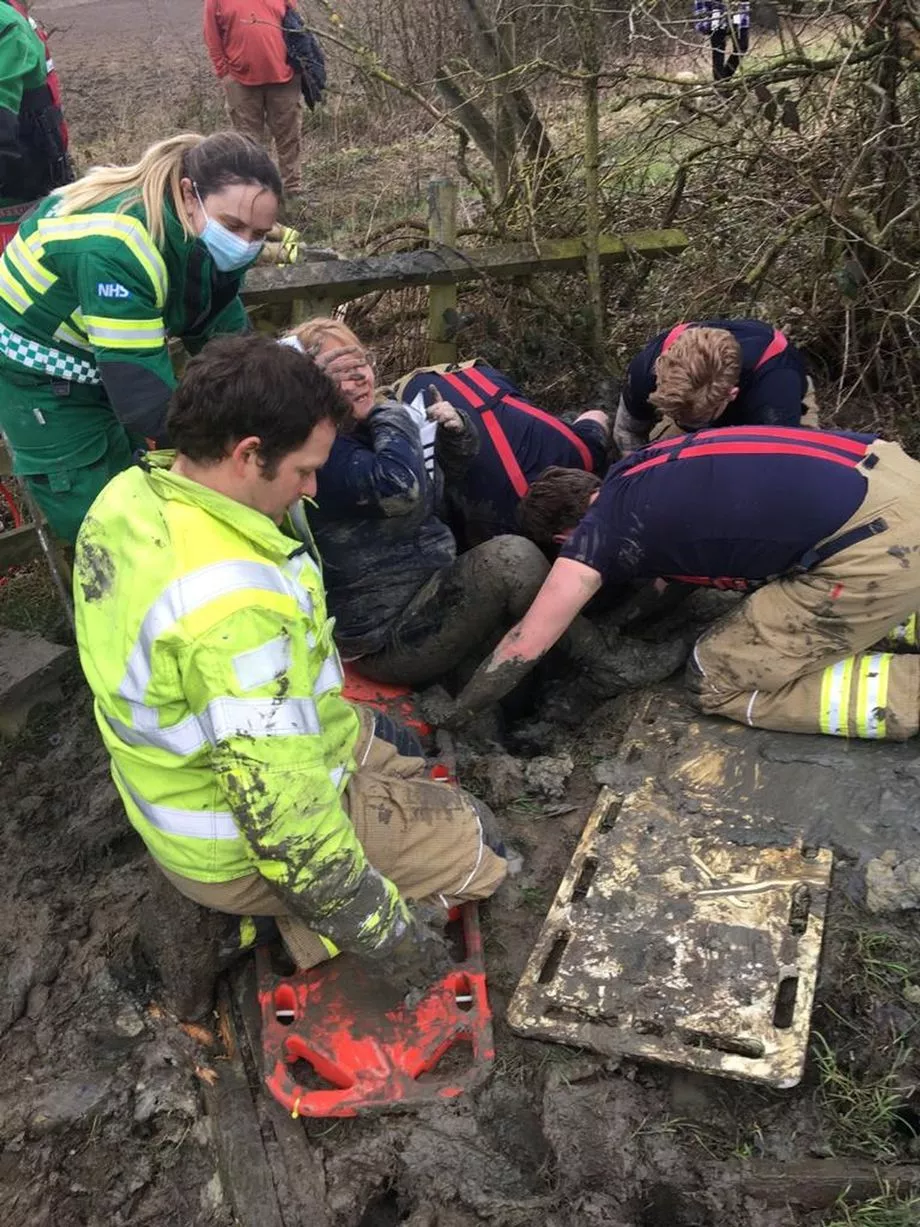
top-left (711, 25), bottom-right (750, 80)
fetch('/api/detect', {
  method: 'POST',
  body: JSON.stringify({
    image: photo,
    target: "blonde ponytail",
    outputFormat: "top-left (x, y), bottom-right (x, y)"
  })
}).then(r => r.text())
top-left (53, 134), bottom-right (205, 247)
top-left (51, 131), bottom-right (283, 252)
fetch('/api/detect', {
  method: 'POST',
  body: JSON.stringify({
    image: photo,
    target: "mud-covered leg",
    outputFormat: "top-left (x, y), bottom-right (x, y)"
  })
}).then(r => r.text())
top-left (357, 535), bottom-right (552, 686)
top-left (559, 616), bottom-right (690, 695)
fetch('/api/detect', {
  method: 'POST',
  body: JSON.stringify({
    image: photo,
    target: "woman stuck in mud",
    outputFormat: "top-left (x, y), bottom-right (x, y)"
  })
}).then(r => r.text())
top-left (280, 317), bottom-right (682, 699)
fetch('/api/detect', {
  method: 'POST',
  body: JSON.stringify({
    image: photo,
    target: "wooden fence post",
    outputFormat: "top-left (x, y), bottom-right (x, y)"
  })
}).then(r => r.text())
top-left (427, 178), bottom-right (459, 366)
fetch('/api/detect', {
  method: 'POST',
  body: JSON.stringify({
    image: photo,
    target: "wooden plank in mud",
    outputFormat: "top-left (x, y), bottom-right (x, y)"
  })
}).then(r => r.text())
top-left (202, 981), bottom-right (286, 1227)
top-left (231, 963), bottom-right (330, 1227)
top-left (0, 524), bottom-right (42, 569)
top-left (706, 1158), bottom-right (920, 1211)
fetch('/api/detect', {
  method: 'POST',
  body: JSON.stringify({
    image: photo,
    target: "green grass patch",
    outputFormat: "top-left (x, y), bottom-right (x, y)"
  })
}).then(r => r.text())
top-left (822, 1185), bottom-right (920, 1227)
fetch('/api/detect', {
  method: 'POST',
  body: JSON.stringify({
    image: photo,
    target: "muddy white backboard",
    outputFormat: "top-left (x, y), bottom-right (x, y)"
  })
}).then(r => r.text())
top-left (508, 785), bottom-right (832, 1088)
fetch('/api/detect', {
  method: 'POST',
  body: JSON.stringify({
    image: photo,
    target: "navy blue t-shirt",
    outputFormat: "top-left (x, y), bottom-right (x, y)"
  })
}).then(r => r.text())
top-left (401, 363), bottom-right (609, 544)
top-left (561, 427), bottom-right (875, 587)
top-left (624, 319), bottom-right (808, 428)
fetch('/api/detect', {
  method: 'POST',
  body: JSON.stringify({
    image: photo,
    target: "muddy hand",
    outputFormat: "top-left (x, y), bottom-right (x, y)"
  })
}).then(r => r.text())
top-left (307, 344), bottom-right (369, 386)
top-left (426, 385), bottom-right (463, 432)
top-left (368, 904), bottom-right (453, 999)
top-left (585, 635), bottom-right (691, 697)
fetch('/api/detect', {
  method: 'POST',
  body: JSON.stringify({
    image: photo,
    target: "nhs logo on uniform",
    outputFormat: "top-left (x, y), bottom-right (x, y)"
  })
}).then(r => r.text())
top-left (97, 282), bottom-right (131, 299)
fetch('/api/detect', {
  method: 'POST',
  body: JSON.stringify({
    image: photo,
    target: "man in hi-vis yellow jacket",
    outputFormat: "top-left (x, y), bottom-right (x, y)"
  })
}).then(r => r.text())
top-left (73, 334), bottom-right (506, 1009)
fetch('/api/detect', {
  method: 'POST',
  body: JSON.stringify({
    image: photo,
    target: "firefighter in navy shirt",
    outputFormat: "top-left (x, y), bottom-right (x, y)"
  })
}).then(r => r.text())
top-left (614, 319), bottom-right (818, 456)
top-left (390, 361), bottom-right (610, 546)
top-left (445, 426), bottom-right (920, 742)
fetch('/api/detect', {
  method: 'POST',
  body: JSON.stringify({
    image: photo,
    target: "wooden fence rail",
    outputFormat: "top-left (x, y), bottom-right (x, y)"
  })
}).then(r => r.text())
top-left (242, 227), bottom-right (689, 322)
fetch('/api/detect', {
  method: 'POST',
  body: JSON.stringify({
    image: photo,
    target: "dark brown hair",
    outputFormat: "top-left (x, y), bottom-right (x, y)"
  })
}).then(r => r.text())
top-left (167, 333), bottom-right (350, 476)
top-left (516, 466), bottom-right (601, 547)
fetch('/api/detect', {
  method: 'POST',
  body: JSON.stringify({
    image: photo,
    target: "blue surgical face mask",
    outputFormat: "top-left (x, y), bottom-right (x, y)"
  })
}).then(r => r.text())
top-left (194, 184), bottom-right (264, 272)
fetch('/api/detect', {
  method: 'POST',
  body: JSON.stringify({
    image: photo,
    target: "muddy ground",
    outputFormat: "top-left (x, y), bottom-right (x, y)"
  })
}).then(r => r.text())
top-left (1, 6), bottom-right (919, 1224)
top-left (2, 581), bottom-right (920, 1226)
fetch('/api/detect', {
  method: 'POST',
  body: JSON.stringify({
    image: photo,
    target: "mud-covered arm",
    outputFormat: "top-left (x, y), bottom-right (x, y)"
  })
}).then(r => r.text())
top-left (614, 349), bottom-right (657, 455)
top-left (182, 609), bottom-right (410, 957)
top-left (317, 403), bottom-right (427, 518)
top-left (614, 395), bottom-right (652, 458)
top-left (573, 410), bottom-right (611, 473)
top-left (451, 557), bottom-right (603, 719)
top-left (434, 404), bottom-right (479, 483)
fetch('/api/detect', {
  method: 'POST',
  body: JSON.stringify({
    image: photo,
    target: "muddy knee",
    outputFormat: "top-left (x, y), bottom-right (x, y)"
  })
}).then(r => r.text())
top-left (477, 534), bottom-right (550, 616)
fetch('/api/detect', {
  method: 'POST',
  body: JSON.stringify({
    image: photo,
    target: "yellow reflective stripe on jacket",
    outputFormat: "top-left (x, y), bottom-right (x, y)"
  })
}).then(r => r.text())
top-left (37, 213), bottom-right (168, 307)
top-left (115, 765), bottom-right (241, 841)
top-left (119, 557), bottom-right (316, 706)
top-left (4, 233), bottom-right (55, 295)
top-left (884, 613), bottom-right (918, 647)
top-left (82, 314), bottom-right (165, 350)
top-left (54, 318), bottom-right (93, 350)
top-left (819, 657), bottom-right (854, 736)
top-left (855, 652), bottom-right (890, 739)
top-left (0, 260), bottom-right (32, 314)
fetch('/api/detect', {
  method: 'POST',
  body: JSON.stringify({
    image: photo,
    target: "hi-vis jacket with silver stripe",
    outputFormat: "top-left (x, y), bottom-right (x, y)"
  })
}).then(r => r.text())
top-left (73, 453), bottom-right (409, 957)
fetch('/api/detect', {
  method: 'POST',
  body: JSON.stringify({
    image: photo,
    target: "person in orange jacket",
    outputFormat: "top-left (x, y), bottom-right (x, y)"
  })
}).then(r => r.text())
top-left (203, 0), bottom-right (303, 195)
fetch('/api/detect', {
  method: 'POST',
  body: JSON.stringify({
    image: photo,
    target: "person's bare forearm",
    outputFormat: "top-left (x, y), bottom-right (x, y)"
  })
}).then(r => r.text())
top-left (450, 625), bottom-right (546, 720)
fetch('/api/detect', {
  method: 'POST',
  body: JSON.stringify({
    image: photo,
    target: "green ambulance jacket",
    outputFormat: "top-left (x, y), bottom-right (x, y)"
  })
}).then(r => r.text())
top-left (0, 1), bottom-right (68, 209)
top-left (0, 188), bottom-right (249, 450)
top-left (73, 454), bottom-right (411, 957)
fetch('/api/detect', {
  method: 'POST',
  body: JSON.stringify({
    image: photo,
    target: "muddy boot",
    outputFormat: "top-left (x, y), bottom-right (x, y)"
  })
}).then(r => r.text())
top-left (137, 866), bottom-right (279, 1020)
top-left (562, 616), bottom-right (690, 698)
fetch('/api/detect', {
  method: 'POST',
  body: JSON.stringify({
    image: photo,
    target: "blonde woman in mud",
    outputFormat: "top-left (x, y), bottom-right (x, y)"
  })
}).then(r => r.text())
top-left (280, 318), bottom-right (685, 702)
top-left (0, 131), bottom-right (282, 543)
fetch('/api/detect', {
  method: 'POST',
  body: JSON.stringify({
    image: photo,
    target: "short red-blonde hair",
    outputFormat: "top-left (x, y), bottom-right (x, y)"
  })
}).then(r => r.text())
top-left (649, 326), bottom-right (742, 424)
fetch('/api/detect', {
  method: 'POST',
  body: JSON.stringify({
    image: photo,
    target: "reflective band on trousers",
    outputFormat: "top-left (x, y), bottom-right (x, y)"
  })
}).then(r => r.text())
top-left (885, 613), bottom-right (918, 648)
top-left (819, 653), bottom-right (891, 738)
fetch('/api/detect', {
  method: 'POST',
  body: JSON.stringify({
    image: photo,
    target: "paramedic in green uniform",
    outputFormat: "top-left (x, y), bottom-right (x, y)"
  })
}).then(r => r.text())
top-left (0, 130), bottom-right (281, 542)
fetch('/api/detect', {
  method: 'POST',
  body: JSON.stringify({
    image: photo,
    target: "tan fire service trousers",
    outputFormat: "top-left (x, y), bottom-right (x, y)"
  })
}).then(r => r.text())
top-left (691, 439), bottom-right (920, 740)
top-left (223, 77), bottom-right (303, 194)
top-left (159, 712), bottom-right (507, 967)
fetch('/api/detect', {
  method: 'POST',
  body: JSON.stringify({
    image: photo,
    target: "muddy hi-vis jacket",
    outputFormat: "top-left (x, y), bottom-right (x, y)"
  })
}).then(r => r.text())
top-left (0, 188), bottom-right (248, 438)
top-left (74, 455), bottom-right (409, 957)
